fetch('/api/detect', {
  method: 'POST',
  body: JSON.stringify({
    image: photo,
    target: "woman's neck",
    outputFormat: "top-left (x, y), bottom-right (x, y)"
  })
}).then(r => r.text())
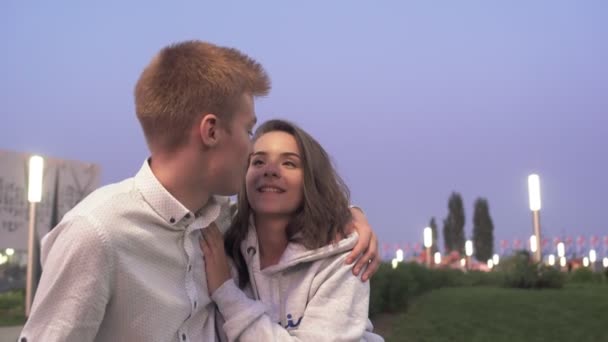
top-left (254, 215), bottom-right (290, 269)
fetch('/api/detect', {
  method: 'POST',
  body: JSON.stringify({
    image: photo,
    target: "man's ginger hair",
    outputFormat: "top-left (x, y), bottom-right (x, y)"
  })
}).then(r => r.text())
top-left (135, 40), bottom-right (271, 150)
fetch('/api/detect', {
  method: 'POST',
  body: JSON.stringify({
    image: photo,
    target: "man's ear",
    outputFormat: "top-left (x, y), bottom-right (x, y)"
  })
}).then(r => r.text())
top-left (199, 114), bottom-right (221, 147)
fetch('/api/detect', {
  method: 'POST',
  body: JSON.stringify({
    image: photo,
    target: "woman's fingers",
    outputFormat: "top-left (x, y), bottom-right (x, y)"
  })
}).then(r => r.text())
top-left (200, 229), bottom-right (213, 257)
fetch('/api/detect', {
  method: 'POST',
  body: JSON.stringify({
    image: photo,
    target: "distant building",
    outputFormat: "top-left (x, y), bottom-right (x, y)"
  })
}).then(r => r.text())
top-left (0, 149), bottom-right (101, 251)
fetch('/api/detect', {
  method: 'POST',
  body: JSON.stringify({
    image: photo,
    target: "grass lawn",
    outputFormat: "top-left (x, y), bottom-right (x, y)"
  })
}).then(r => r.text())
top-left (0, 290), bottom-right (25, 326)
top-left (377, 285), bottom-right (608, 342)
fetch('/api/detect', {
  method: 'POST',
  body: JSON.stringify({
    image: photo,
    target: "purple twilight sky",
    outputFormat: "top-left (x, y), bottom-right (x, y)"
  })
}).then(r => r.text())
top-left (2, 1), bottom-right (607, 252)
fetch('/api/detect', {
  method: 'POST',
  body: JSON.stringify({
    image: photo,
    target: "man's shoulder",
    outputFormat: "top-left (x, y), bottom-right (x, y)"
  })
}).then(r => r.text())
top-left (43, 178), bottom-right (139, 246)
top-left (63, 177), bottom-right (139, 221)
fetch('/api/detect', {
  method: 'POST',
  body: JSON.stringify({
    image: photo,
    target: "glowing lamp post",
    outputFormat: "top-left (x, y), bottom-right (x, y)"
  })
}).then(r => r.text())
top-left (434, 252), bottom-right (441, 266)
top-left (530, 235), bottom-right (538, 254)
top-left (423, 227), bottom-right (432, 268)
top-left (589, 249), bottom-right (597, 272)
top-left (4, 248), bottom-right (15, 264)
top-left (548, 254), bottom-right (555, 266)
top-left (528, 174), bottom-right (542, 262)
top-left (396, 249), bottom-right (404, 263)
top-left (557, 242), bottom-right (565, 270)
top-left (557, 242), bottom-right (565, 258)
top-left (26, 155), bottom-right (44, 317)
top-left (465, 240), bottom-right (473, 270)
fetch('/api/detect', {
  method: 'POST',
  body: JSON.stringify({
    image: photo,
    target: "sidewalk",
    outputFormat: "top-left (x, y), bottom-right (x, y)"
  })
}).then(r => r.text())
top-left (0, 326), bottom-right (22, 342)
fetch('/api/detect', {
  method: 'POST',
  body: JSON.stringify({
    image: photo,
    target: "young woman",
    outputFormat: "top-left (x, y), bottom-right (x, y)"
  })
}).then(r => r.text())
top-left (200, 119), bottom-right (383, 341)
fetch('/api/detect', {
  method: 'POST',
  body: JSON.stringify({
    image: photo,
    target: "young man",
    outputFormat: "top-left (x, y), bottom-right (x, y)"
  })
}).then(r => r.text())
top-left (19, 40), bottom-right (379, 342)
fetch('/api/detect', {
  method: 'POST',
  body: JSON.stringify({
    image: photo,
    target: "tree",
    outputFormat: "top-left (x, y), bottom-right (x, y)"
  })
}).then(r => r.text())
top-left (429, 217), bottom-right (439, 254)
top-left (443, 192), bottom-right (466, 254)
top-left (473, 198), bottom-right (495, 262)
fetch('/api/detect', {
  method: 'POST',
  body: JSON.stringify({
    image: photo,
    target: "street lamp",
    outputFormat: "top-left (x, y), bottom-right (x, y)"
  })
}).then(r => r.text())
top-left (589, 249), bottom-right (597, 272)
top-left (465, 240), bottom-right (473, 270)
top-left (603, 257), bottom-right (608, 268)
top-left (557, 242), bottom-right (565, 258)
top-left (492, 254), bottom-right (500, 266)
top-left (487, 259), bottom-right (494, 270)
top-left (26, 155), bottom-right (44, 317)
top-left (589, 249), bottom-right (596, 263)
top-left (391, 258), bottom-right (398, 269)
top-left (556, 242), bottom-right (565, 270)
top-left (528, 174), bottom-right (542, 262)
top-left (460, 258), bottom-right (466, 268)
top-left (396, 249), bottom-right (404, 263)
top-left (583, 257), bottom-right (589, 267)
top-left (423, 227), bottom-right (432, 268)
top-left (529, 235), bottom-right (537, 254)
top-left (4, 248), bottom-right (15, 264)
top-left (434, 252), bottom-right (441, 265)
top-left (548, 254), bottom-right (555, 266)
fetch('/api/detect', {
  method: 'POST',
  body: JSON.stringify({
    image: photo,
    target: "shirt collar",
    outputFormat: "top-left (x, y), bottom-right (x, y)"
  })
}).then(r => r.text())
top-left (134, 159), bottom-right (220, 229)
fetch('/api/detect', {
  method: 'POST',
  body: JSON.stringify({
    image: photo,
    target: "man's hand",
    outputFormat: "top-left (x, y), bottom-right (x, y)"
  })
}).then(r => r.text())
top-left (344, 207), bottom-right (379, 282)
top-left (199, 223), bottom-right (232, 295)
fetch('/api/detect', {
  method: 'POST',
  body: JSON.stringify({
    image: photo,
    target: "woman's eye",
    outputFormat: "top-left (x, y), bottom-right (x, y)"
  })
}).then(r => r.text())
top-left (251, 159), bottom-right (264, 166)
top-left (284, 161), bottom-right (296, 168)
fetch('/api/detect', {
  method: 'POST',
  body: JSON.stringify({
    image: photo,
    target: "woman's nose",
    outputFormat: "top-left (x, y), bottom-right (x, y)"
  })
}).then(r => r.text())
top-left (263, 163), bottom-right (280, 178)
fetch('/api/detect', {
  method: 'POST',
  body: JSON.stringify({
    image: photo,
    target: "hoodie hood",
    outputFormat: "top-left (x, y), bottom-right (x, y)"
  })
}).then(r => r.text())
top-left (240, 218), bottom-right (358, 275)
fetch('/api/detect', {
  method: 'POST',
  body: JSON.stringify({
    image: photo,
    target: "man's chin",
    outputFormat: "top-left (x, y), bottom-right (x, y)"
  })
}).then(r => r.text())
top-left (212, 184), bottom-right (241, 197)
top-left (213, 189), bottom-right (239, 197)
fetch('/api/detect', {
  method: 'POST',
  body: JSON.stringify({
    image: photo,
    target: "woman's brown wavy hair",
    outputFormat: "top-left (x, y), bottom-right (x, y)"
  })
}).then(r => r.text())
top-left (224, 119), bottom-right (352, 288)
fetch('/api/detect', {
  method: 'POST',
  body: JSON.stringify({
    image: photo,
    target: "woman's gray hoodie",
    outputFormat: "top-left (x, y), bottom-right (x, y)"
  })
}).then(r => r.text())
top-left (211, 223), bottom-right (384, 341)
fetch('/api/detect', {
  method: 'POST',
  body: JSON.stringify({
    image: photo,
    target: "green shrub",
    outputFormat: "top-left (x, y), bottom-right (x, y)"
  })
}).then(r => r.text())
top-left (0, 289), bottom-right (24, 310)
top-left (369, 262), bottom-right (432, 316)
top-left (369, 255), bottom-right (567, 317)
top-left (400, 262), bottom-right (433, 296)
top-left (497, 251), bottom-right (564, 289)
top-left (498, 250), bottom-right (537, 288)
top-left (384, 264), bottom-right (415, 313)
top-left (370, 262), bottom-right (489, 316)
top-left (369, 263), bottom-right (392, 317)
top-left (0, 289), bottom-right (25, 326)
top-left (568, 267), bottom-right (604, 284)
top-left (536, 265), bottom-right (565, 289)
top-left (463, 270), bottom-right (505, 287)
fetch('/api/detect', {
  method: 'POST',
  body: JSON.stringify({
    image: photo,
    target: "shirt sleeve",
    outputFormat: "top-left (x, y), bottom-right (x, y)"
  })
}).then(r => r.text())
top-left (19, 215), bottom-right (114, 342)
top-left (211, 256), bottom-right (378, 342)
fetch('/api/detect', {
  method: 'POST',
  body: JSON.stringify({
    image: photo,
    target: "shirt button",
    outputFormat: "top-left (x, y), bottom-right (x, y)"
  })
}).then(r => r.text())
top-left (182, 333), bottom-right (186, 341)
top-left (185, 213), bottom-right (191, 219)
top-left (170, 217), bottom-right (176, 223)
top-left (20, 338), bottom-right (27, 342)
